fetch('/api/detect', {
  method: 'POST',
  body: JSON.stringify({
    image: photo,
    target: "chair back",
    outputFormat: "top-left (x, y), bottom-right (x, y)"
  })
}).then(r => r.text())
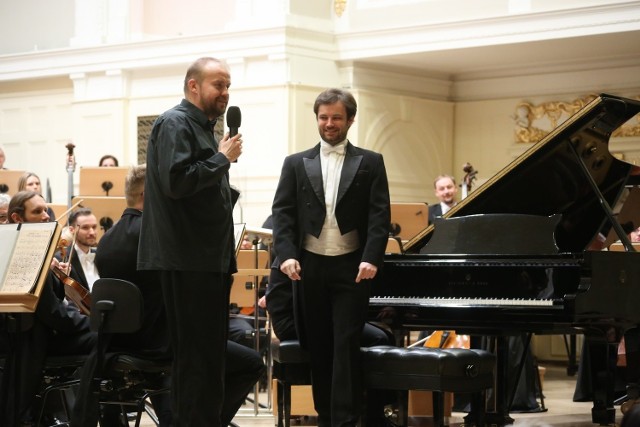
top-left (90, 278), bottom-right (144, 334)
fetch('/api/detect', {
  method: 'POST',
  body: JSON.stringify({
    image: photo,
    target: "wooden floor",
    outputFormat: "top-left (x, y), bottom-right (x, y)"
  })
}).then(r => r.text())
top-left (136, 364), bottom-right (622, 427)
top-left (139, 363), bottom-right (627, 426)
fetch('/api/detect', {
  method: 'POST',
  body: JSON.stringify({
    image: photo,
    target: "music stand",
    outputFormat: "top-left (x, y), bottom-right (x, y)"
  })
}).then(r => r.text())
top-left (390, 202), bottom-right (429, 242)
top-left (0, 170), bottom-right (26, 195)
top-left (234, 223), bottom-right (246, 257)
top-left (70, 196), bottom-right (126, 241)
top-left (79, 167), bottom-right (129, 197)
top-left (233, 249), bottom-right (270, 307)
top-left (0, 221), bottom-right (61, 312)
top-left (609, 242), bottom-right (640, 252)
top-left (235, 225), bottom-right (273, 414)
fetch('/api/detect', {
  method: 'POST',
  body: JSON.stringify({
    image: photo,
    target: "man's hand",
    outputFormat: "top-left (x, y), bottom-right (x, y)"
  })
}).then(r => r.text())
top-left (258, 295), bottom-right (267, 309)
top-left (280, 258), bottom-right (301, 281)
top-left (218, 132), bottom-right (243, 162)
top-left (355, 262), bottom-right (377, 283)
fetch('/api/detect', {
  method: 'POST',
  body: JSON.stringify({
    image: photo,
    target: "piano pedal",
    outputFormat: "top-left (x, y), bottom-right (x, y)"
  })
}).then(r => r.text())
top-left (382, 404), bottom-right (401, 427)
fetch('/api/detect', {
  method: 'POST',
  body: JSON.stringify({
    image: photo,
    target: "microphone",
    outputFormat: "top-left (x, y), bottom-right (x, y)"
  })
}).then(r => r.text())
top-left (226, 106), bottom-right (241, 138)
top-left (226, 106), bottom-right (241, 163)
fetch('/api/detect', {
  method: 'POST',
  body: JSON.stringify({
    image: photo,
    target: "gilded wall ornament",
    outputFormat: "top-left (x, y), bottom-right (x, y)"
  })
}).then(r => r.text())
top-left (513, 94), bottom-right (640, 143)
top-left (513, 95), bottom-right (597, 144)
top-left (334, 0), bottom-right (347, 17)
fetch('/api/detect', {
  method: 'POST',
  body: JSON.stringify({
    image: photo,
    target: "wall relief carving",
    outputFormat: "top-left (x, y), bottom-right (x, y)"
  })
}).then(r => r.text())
top-left (513, 94), bottom-right (640, 144)
top-left (334, 0), bottom-right (347, 17)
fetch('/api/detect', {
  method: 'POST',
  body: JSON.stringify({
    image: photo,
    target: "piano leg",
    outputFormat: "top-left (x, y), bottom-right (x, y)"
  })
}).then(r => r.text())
top-left (564, 334), bottom-right (579, 376)
top-left (465, 336), bottom-right (515, 427)
top-left (621, 327), bottom-right (640, 414)
top-left (586, 330), bottom-right (618, 425)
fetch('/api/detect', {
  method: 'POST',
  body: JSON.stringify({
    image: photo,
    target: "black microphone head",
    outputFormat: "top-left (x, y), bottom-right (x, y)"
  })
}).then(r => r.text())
top-left (226, 106), bottom-right (242, 129)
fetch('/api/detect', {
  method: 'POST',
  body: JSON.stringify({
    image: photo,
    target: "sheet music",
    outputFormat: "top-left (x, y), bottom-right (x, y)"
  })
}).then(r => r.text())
top-left (0, 224), bottom-right (20, 289)
top-left (234, 223), bottom-right (246, 256)
top-left (0, 223), bottom-right (55, 294)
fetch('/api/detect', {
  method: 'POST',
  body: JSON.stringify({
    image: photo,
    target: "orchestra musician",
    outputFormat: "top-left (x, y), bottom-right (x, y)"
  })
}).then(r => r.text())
top-left (427, 174), bottom-right (458, 224)
top-left (1, 190), bottom-right (94, 426)
top-left (73, 165), bottom-right (264, 426)
top-left (272, 88), bottom-right (391, 426)
top-left (17, 171), bottom-right (56, 221)
top-left (60, 208), bottom-right (100, 292)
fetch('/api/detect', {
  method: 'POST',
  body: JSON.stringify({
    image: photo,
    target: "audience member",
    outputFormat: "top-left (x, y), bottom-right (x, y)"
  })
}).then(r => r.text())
top-left (0, 146), bottom-right (5, 169)
top-left (428, 174), bottom-right (458, 224)
top-left (0, 191), bottom-right (94, 426)
top-left (17, 171), bottom-right (56, 221)
top-left (0, 193), bottom-right (10, 223)
top-left (98, 155), bottom-right (119, 167)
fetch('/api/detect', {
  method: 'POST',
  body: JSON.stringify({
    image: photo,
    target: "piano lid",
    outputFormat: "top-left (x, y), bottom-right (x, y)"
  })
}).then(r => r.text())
top-left (405, 93), bottom-right (640, 254)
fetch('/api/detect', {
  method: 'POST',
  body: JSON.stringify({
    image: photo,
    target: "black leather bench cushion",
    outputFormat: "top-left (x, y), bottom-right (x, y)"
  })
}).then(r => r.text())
top-left (271, 339), bottom-right (309, 364)
top-left (109, 354), bottom-right (172, 374)
top-left (362, 346), bottom-right (495, 393)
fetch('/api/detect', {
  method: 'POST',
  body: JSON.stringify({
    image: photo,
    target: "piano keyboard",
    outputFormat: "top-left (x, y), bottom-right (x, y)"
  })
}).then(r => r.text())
top-left (369, 296), bottom-right (556, 307)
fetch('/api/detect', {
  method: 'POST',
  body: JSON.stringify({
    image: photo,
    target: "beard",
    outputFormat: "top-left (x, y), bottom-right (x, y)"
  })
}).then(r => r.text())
top-left (320, 128), bottom-right (348, 144)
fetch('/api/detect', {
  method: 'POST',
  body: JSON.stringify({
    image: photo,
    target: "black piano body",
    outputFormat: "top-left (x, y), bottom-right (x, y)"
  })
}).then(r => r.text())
top-left (369, 94), bottom-right (640, 425)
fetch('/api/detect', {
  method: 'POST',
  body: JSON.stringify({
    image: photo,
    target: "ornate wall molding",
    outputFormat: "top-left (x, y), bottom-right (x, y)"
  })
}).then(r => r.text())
top-left (513, 94), bottom-right (640, 144)
top-left (513, 95), bottom-right (597, 144)
top-left (334, 0), bottom-right (347, 17)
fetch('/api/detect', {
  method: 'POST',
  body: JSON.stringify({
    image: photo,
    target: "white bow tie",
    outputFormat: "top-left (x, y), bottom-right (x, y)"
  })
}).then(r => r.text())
top-left (83, 252), bottom-right (95, 264)
top-left (321, 143), bottom-right (346, 156)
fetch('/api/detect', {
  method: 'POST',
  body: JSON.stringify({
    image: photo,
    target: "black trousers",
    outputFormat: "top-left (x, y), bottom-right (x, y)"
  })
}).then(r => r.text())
top-left (299, 250), bottom-right (370, 427)
top-left (161, 270), bottom-right (231, 427)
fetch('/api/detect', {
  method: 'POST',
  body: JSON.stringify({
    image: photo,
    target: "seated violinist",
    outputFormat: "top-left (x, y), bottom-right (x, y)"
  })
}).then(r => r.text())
top-left (57, 208), bottom-right (100, 293)
top-left (0, 190), bottom-right (95, 426)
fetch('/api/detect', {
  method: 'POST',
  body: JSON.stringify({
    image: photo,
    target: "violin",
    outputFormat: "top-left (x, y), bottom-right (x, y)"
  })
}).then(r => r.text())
top-left (55, 233), bottom-right (91, 315)
top-left (424, 330), bottom-right (469, 349)
top-left (52, 265), bottom-right (92, 316)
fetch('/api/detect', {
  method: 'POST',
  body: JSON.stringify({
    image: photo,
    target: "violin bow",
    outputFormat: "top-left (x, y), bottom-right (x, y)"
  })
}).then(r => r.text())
top-left (56, 199), bottom-right (84, 223)
top-left (65, 226), bottom-right (79, 275)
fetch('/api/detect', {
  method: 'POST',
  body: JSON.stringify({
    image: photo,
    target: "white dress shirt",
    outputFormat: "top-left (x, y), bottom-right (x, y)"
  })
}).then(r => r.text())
top-left (304, 140), bottom-right (359, 256)
top-left (75, 244), bottom-right (100, 291)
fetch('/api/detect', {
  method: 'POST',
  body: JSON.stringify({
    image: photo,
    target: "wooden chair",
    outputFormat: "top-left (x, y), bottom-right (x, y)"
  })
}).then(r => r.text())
top-left (386, 237), bottom-right (403, 254)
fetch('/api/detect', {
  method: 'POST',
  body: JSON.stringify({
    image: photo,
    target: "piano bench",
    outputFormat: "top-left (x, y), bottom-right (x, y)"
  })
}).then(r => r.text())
top-left (271, 339), bottom-right (312, 427)
top-left (361, 346), bottom-right (495, 427)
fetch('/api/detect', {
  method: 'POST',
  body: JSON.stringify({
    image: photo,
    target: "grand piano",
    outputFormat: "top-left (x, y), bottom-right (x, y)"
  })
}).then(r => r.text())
top-left (369, 93), bottom-right (640, 425)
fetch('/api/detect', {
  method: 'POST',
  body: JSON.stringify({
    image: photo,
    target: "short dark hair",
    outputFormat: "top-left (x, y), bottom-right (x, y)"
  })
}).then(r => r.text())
top-left (313, 88), bottom-right (357, 120)
top-left (7, 191), bottom-right (42, 223)
top-left (69, 207), bottom-right (93, 226)
top-left (99, 154), bottom-right (119, 166)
